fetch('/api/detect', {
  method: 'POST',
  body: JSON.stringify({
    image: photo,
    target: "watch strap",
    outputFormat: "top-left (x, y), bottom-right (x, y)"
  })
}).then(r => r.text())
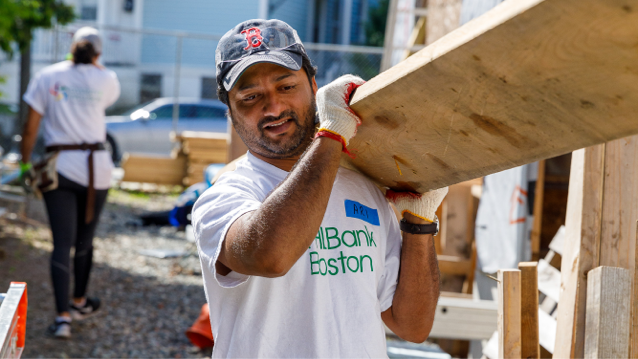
top-left (400, 218), bottom-right (438, 235)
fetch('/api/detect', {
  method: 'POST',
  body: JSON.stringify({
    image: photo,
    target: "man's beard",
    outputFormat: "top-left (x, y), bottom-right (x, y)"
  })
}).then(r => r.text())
top-left (231, 97), bottom-right (317, 160)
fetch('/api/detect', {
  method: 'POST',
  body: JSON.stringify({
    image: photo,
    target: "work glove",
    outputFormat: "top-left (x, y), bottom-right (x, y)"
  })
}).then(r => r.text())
top-left (19, 161), bottom-right (33, 179)
top-left (386, 187), bottom-right (449, 223)
top-left (19, 161), bottom-right (34, 193)
top-left (315, 74), bottom-right (365, 155)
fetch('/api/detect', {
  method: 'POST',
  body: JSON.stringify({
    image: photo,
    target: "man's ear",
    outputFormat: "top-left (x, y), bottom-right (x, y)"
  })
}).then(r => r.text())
top-left (311, 76), bottom-right (318, 95)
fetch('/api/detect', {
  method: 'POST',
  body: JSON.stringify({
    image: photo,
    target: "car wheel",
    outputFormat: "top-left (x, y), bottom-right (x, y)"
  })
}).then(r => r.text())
top-left (105, 134), bottom-right (120, 165)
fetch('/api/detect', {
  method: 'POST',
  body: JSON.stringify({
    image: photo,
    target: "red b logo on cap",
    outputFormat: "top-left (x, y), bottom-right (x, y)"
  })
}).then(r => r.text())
top-left (241, 27), bottom-right (263, 50)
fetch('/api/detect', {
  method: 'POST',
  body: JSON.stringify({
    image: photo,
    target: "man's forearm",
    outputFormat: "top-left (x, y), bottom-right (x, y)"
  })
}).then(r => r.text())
top-left (386, 226), bottom-right (440, 342)
top-left (222, 138), bottom-right (343, 276)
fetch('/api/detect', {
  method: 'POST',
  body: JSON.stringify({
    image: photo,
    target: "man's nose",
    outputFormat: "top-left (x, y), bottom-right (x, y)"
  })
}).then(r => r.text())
top-left (262, 93), bottom-right (287, 118)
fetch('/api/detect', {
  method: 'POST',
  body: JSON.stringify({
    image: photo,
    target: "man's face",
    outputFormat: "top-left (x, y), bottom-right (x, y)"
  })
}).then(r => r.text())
top-left (227, 62), bottom-right (318, 160)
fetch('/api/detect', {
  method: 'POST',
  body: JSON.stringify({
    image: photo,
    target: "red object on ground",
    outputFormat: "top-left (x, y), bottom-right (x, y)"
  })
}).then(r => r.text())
top-left (185, 304), bottom-right (214, 349)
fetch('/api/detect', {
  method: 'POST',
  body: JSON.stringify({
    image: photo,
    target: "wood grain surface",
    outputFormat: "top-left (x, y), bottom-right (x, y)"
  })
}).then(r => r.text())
top-left (554, 136), bottom-right (638, 358)
top-left (498, 269), bottom-right (522, 359)
top-left (345, 0), bottom-right (638, 192)
top-left (584, 266), bottom-right (631, 359)
top-left (518, 262), bottom-right (540, 359)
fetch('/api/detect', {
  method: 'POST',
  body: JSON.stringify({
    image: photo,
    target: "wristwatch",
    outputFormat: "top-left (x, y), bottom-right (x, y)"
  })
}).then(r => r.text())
top-left (400, 215), bottom-right (439, 236)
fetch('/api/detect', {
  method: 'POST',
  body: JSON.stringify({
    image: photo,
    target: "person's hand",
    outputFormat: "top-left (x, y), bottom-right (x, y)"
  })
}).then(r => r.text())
top-left (386, 187), bottom-right (449, 223)
top-left (315, 75), bottom-right (365, 153)
top-left (19, 161), bottom-right (34, 193)
top-left (19, 161), bottom-right (33, 180)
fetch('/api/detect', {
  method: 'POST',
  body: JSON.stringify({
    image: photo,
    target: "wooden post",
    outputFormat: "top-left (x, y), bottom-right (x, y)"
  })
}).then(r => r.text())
top-left (584, 266), bottom-right (631, 359)
top-left (555, 136), bottom-right (638, 358)
top-left (518, 262), bottom-right (539, 359)
top-left (531, 160), bottom-right (545, 261)
top-left (498, 269), bottom-right (521, 359)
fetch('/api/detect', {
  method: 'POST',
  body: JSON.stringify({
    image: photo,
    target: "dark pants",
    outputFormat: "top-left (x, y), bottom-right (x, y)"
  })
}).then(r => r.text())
top-left (43, 174), bottom-right (108, 314)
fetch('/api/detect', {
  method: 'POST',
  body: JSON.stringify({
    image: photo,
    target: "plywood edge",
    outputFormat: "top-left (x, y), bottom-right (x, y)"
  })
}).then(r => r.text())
top-left (350, 0), bottom-right (544, 108)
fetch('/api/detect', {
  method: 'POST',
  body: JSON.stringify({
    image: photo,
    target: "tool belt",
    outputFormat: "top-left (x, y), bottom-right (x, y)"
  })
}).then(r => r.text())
top-left (41, 142), bottom-right (106, 224)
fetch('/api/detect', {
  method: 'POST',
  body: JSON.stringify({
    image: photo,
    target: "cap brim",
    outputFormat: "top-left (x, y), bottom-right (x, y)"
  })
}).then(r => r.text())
top-left (222, 50), bottom-right (303, 91)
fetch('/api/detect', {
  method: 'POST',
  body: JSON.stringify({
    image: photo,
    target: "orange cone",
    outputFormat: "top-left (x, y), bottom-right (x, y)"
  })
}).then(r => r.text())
top-left (186, 304), bottom-right (214, 348)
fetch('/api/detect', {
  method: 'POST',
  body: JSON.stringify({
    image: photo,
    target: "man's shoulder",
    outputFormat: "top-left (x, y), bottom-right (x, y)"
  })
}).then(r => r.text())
top-left (195, 157), bottom-right (273, 203)
top-left (336, 167), bottom-right (384, 195)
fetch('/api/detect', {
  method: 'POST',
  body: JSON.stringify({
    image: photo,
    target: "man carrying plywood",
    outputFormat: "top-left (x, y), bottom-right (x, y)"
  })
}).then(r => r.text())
top-left (192, 19), bottom-right (447, 357)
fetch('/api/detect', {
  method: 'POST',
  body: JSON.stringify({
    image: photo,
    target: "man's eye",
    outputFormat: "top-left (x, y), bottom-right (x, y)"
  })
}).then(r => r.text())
top-left (243, 95), bottom-right (256, 101)
top-left (283, 85), bottom-right (296, 91)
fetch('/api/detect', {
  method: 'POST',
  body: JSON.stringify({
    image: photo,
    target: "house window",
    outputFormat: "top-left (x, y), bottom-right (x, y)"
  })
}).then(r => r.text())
top-left (201, 77), bottom-right (217, 100)
top-left (80, 6), bottom-right (97, 20)
top-left (140, 74), bottom-right (162, 103)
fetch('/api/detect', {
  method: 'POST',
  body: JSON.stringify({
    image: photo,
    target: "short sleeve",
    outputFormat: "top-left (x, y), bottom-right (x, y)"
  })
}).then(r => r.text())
top-left (192, 175), bottom-right (263, 288)
top-left (377, 201), bottom-right (402, 312)
top-left (23, 71), bottom-right (47, 115)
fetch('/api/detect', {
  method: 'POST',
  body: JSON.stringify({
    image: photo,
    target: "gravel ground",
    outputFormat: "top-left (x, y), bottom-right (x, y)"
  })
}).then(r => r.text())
top-left (0, 188), bottom-right (212, 358)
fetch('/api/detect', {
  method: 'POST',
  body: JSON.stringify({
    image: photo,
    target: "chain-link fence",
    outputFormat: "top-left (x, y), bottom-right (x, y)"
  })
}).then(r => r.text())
top-left (17, 23), bottom-right (383, 113)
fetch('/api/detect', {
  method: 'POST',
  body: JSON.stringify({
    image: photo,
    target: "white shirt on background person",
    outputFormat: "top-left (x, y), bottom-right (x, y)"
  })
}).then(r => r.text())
top-left (23, 60), bottom-right (120, 189)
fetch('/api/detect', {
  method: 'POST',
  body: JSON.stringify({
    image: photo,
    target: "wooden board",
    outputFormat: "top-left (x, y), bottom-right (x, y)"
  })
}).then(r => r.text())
top-left (121, 153), bottom-right (186, 185)
top-left (537, 258), bottom-right (560, 303)
top-left (531, 160), bottom-right (546, 260)
top-left (498, 269), bottom-right (521, 359)
top-left (554, 136), bottom-right (638, 358)
top-left (584, 266), bottom-right (631, 359)
top-left (519, 262), bottom-right (540, 359)
top-left (345, 0), bottom-right (638, 193)
top-left (385, 297), bottom-right (497, 340)
top-left (554, 145), bottom-right (605, 359)
top-left (437, 255), bottom-right (472, 276)
top-left (186, 149), bottom-right (228, 164)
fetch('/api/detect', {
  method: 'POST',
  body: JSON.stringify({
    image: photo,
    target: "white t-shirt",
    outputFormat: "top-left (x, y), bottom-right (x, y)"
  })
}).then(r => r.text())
top-left (23, 60), bottom-right (120, 189)
top-left (193, 152), bottom-right (402, 358)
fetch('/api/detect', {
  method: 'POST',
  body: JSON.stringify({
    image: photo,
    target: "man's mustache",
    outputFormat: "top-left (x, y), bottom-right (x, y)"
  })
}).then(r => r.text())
top-left (258, 110), bottom-right (299, 129)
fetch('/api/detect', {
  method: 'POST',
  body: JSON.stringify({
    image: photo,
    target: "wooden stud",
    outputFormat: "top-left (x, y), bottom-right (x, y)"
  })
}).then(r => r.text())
top-left (403, 16), bottom-right (427, 60)
top-left (498, 269), bottom-right (521, 359)
top-left (554, 145), bottom-right (605, 359)
top-left (584, 266), bottom-right (631, 359)
top-left (555, 135), bottom-right (638, 358)
top-left (531, 160), bottom-right (545, 261)
top-left (437, 255), bottom-right (472, 276)
top-left (518, 262), bottom-right (540, 359)
top-left (633, 220), bottom-right (638, 358)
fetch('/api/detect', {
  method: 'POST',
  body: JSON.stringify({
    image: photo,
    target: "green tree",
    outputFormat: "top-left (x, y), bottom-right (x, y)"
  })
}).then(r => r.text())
top-left (0, 0), bottom-right (75, 132)
top-left (365, 0), bottom-right (389, 47)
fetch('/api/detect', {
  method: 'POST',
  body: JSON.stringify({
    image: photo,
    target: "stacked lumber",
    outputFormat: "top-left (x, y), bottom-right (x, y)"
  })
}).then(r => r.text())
top-left (121, 153), bottom-right (186, 185)
top-left (176, 131), bottom-right (229, 185)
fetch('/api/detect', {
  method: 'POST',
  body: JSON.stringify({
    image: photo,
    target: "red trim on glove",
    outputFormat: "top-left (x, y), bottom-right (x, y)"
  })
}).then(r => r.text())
top-left (385, 189), bottom-right (423, 201)
top-left (315, 130), bottom-right (356, 159)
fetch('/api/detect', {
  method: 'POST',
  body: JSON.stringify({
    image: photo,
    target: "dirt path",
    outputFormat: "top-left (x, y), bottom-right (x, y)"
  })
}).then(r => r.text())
top-left (0, 189), bottom-right (211, 358)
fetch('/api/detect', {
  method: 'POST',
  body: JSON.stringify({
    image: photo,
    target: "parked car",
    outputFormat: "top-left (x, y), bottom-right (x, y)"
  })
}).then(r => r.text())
top-left (105, 98), bottom-right (228, 162)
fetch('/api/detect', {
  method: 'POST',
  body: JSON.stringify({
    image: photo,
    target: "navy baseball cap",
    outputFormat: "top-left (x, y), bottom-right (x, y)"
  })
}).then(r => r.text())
top-left (216, 19), bottom-right (308, 92)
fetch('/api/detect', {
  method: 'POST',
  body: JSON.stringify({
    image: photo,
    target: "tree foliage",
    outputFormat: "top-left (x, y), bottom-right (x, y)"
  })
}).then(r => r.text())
top-left (365, 0), bottom-right (389, 47)
top-left (0, 0), bottom-right (75, 58)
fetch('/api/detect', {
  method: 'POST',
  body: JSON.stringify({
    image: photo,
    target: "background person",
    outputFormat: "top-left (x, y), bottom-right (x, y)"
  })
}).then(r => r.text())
top-left (20, 26), bottom-right (120, 338)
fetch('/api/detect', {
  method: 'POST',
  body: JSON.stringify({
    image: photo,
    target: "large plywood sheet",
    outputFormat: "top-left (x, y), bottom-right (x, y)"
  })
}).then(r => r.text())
top-left (345, 0), bottom-right (638, 192)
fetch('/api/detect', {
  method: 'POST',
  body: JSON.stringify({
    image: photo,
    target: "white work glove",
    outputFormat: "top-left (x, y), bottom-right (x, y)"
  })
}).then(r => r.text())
top-left (386, 187), bottom-right (449, 223)
top-left (315, 75), bottom-right (365, 152)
